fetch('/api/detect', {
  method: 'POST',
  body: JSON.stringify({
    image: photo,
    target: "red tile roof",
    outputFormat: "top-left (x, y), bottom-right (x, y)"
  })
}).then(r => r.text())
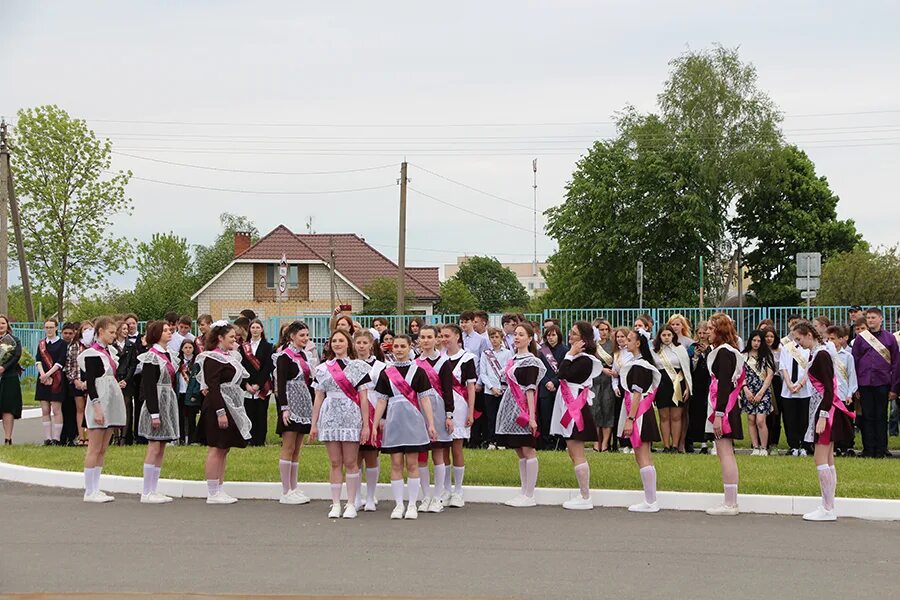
top-left (237, 224), bottom-right (321, 261)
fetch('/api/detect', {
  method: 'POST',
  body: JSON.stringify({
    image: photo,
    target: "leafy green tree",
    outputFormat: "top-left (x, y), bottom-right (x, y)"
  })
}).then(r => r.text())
top-left (435, 279), bottom-right (478, 314)
top-left (5, 285), bottom-right (58, 323)
top-left (451, 256), bottom-right (528, 312)
top-left (193, 213), bottom-right (259, 288)
top-left (132, 232), bottom-right (196, 319)
top-left (733, 145), bottom-right (861, 305)
top-left (817, 245), bottom-right (900, 306)
top-left (361, 277), bottom-right (417, 315)
top-left (12, 105), bottom-right (133, 318)
top-left (68, 288), bottom-right (135, 322)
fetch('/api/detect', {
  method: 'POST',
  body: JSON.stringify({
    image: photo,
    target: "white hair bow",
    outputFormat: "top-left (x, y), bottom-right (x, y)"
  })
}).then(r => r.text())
top-left (212, 320), bottom-right (229, 328)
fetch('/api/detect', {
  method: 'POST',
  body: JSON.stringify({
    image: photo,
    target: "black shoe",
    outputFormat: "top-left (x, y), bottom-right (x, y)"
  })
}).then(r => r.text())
top-left (685, 445), bottom-right (696, 454)
top-left (4, 439), bottom-right (10, 445)
top-left (43, 439), bottom-right (53, 446)
top-left (699, 446), bottom-right (709, 455)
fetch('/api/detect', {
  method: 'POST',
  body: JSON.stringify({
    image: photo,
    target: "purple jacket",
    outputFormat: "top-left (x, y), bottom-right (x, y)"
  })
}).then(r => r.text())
top-left (851, 329), bottom-right (900, 392)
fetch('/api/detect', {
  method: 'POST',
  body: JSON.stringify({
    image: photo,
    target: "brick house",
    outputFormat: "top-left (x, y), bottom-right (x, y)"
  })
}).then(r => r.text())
top-left (191, 225), bottom-right (440, 319)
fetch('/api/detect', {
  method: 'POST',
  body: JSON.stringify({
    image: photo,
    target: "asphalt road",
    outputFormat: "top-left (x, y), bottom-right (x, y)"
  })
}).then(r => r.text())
top-left (1, 478), bottom-right (898, 600)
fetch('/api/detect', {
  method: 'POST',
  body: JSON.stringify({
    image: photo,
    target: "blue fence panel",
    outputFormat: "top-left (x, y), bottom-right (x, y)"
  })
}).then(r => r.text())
top-left (544, 308), bottom-right (648, 331)
top-left (883, 305), bottom-right (900, 330)
top-left (9, 326), bottom-right (44, 382)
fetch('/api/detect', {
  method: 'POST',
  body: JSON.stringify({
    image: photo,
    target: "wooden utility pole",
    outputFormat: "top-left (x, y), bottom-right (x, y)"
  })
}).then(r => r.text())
top-left (397, 161), bottom-right (408, 315)
top-left (329, 235), bottom-right (336, 315)
top-left (0, 121), bottom-right (7, 315)
top-left (1, 119), bottom-right (36, 321)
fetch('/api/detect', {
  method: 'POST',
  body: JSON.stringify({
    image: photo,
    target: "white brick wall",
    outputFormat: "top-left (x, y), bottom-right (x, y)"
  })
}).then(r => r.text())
top-left (196, 263), bottom-right (254, 315)
top-left (309, 264), bottom-right (364, 309)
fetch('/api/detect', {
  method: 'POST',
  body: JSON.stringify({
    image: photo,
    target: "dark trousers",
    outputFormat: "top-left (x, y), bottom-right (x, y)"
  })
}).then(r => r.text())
top-left (859, 385), bottom-right (889, 456)
top-left (244, 395), bottom-right (269, 446)
top-left (766, 387), bottom-right (783, 448)
top-left (482, 390), bottom-right (502, 446)
top-left (60, 385), bottom-right (78, 445)
top-left (178, 393), bottom-right (199, 443)
top-left (468, 391), bottom-right (488, 448)
top-left (122, 390), bottom-right (135, 444)
top-left (537, 393), bottom-right (562, 450)
top-left (782, 396), bottom-right (810, 451)
top-left (131, 385), bottom-right (147, 445)
top-left (889, 397), bottom-right (899, 437)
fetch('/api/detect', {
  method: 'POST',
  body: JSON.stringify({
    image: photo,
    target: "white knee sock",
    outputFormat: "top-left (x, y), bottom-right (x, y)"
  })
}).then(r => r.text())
top-left (366, 467), bottom-right (380, 505)
top-left (724, 483), bottom-right (738, 507)
top-left (444, 463), bottom-right (452, 491)
top-left (453, 466), bottom-right (465, 495)
top-left (42, 419), bottom-right (52, 441)
top-left (818, 464), bottom-right (835, 511)
top-left (93, 467), bottom-right (102, 493)
top-left (153, 466), bottom-right (161, 494)
top-left (345, 472), bottom-right (360, 505)
top-left (207, 479), bottom-right (220, 496)
top-left (518, 458), bottom-right (527, 494)
top-left (418, 464), bottom-right (430, 499)
top-left (391, 479), bottom-right (404, 506)
top-left (433, 463), bottom-right (446, 499)
top-left (639, 465), bottom-right (657, 504)
top-left (278, 459), bottom-right (292, 495)
top-left (84, 468), bottom-right (95, 495)
top-left (51, 423), bottom-right (63, 441)
top-left (407, 477), bottom-right (421, 505)
top-left (290, 462), bottom-right (299, 491)
top-left (524, 458), bottom-right (539, 498)
top-left (330, 482), bottom-right (342, 505)
top-left (143, 464), bottom-right (154, 495)
top-left (574, 462), bottom-right (590, 499)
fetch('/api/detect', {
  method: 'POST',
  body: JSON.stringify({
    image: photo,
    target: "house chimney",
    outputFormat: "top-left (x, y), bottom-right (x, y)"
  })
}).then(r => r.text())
top-left (233, 231), bottom-right (251, 257)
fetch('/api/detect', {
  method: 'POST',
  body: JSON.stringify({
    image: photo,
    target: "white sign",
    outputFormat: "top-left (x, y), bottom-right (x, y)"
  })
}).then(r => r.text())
top-left (800, 290), bottom-right (817, 300)
top-left (796, 252), bottom-right (822, 277)
top-left (278, 275), bottom-right (287, 294)
top-left (796, 277), bottom-right (821, 290)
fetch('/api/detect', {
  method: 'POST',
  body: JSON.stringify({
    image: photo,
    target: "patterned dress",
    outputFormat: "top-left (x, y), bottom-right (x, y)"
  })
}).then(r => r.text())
top-left (741, 355), bottom-right (772, 415)
top-left (137, 347), bottom-right (181, 442)
top-left (313, 358), bottom-right (371, 442)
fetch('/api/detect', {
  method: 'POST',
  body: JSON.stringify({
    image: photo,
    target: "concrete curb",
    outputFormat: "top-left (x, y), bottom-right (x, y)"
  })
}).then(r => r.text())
top-left (21, 408), bottom-right (42, 419)
top-left (2, 460), bottom-right (898, 520)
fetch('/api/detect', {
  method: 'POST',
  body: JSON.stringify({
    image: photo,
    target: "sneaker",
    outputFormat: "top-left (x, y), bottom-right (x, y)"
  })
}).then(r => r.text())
top-left (628, 501), bottom-right (660, 513)
top-left (289, 489), bottom-right (311, 504)
top-left (364, 500), bottom-right (377, 512)
top-left (404, 504), bottom-right (418, 520)
top-left (391, 504), bottom-right (405, 519)
top-left (699, 445), bottom-right (709, 455)
top-left (448, 492), bottom-right (465, 508)
top-left (750, 448), bottom-right (760, 456)
top-left (705, 504), bottom-right (739, 516)
top-left (487, 443), bottom-right (497, 450)
top-left (802, 506), bottom-right (837, 522)
top-left (506, 495), bottom-right (537, 508)
top-left (428, 498), bottom-right (445, 513)
top-left (141, 492), bottom-right (172, 504)
top-left (440, 490), bottom-right (451, 504)
top-left (562, 495), bottom-right (593, 510)
top-left (341, 503), bottom-right (357, 519)
top-left (206, 492), bottom-right (237, 505)
top-left (354, 496), bottom-right (364, 510)
top-left (327, 503), bottom-right (342, 518)
top-left (710, 445), bottom-right (717, 456)
top-left (799, 448), bottom-right (808, 457)
top-left (279, 492), bottom-right (307, 505)
top-left (418, 497), bottom-right (433, 512)
top-left (83, 491), bottom-right (114, 503)
top-left (620, 447), bottom-right (630, 454)
top-left (790, 448), bottom-right (800, 457)
top-left (758, 448), bottom-right (768, 456)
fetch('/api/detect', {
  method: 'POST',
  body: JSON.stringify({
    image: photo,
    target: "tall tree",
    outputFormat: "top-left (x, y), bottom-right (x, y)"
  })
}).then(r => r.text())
top-left (12, 105), bottom-right (133, 318)
top-left (361, 277), bottom-right (417, 315)
top-left (733, 145), bottom-right (861, 305)
top-left (193, 213), bottom-right (259, 287)
top-left (133, 232), bottom-right (196, 319)
top-left (817, 245), bottom-right (900, 306)
top-left (435, 279), bottom-right (478, 314)
top-left (451, 256), bottom-right (528, 312)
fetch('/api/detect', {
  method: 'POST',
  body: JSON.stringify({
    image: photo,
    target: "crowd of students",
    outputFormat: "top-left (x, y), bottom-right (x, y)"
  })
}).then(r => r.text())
top-left (0, 305), bottom-right (897, 522)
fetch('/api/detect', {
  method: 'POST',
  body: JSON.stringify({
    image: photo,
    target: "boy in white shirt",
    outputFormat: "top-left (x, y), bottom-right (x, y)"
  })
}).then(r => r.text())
top-left (478, 327), bottom-right (513, 449)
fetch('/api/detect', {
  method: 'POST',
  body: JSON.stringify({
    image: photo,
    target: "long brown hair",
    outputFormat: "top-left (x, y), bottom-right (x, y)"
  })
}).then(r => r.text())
top-left (324, 329), bottom-right (356, 361)
top-left (708, 313), bottom-right (739, 348)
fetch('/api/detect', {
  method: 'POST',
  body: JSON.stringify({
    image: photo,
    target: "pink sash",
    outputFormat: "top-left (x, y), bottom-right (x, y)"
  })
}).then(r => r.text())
top-left (707, 370), bottom-right (745, 435)
top-left (91, 342), bottom-right (119, 373)
top-left (451, 373), bottom-right (480, 419)
top-left (385, 366), bottom-right (420, 410)
top-left (284, 347), bottom-right (311, 384)
top-left (624, 387), bottom-right (658, 449)
top-left (539, 344), bottom-right (559, 373)
top-left (505, 359), bottom-right (535, 433)
top-left (809, 374), bottom-right (857, 429)
top-left (326, 360), bottom-right (360, 405)
top-left (559, 380), bottom-right (589, 432)
top-left (149, 347), bottom-right (176, 382)
top-left (416, 357), bottom-right (443, 393)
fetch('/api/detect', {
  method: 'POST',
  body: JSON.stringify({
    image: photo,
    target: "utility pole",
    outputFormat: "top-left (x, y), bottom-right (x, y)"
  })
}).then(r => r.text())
top-left (532, 158), bottom-right (538, 277)
top-left (0, 121), bottom-right (7, 315)
top-left (397, 161), bottom-right (408, 315)
top-left (329, 235), bottom-right (336, 315)
top-left (637, 260), bottom-right (644, 309)
top-left (736, 246), bottom-right (744, 308)
top-left (2, 119), bottom-right (36, 321)
top-left (699, 256), bottom-right (705, 311)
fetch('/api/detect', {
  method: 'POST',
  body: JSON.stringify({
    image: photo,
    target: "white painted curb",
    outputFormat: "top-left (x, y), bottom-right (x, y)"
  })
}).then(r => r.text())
top-left (1, 460), bottom-right (898, 520)
top-left (21, 408), bottom-right (42, 419)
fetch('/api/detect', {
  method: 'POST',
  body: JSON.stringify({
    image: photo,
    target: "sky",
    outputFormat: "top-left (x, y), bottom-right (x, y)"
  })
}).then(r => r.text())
top-left (3, 1), bottom-right (899, 290)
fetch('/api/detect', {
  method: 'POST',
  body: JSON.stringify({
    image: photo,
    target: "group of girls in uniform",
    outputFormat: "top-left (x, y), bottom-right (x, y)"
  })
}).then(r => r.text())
top-left (67, 311), bottom-right (852, 522)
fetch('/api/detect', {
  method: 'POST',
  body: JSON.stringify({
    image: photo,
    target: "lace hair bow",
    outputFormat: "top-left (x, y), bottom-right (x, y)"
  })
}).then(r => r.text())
top-left (212, 319), bottom-right (230, 328)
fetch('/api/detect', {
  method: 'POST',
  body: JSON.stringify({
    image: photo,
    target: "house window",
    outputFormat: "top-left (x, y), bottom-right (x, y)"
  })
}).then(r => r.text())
top-left (266, 264), bottom-right (299, 288)
top-left (528, 282), bottom-right (534, 290)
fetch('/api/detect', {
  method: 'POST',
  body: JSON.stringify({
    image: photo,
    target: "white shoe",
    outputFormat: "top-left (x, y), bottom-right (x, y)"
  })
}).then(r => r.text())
top-left (506, 495), bottom-right (537, 508)
top-left (705, 503), bottom-right (739, 516)
top-left (448, 492), bottom-right (465, 508)
top-left (628, 501), bottom-right (660, 513)
top-left (289, 489), bottom-right (311, 504)
top-left (418, 496), bottom-right (433, 512)
top-left (562, 495), bottom-right (593, 510)
top-left (799, 448), bottom-right (808, 457)
top-left (83, 491), bottom-right (114, 503)
top-left (279, 492), bottom-right (307, 505)
top-left (750, 448), bottom-right (760, 456)
top-left (327, 503), bottom-right (342, 518)
top-left (759, 448), bottom-right (768, 456)
top-left (428, 498), bottom-right (444, 513)
top-left (206, 492), bottom-right (238, 505)
top-left (404, 504), bottom-right (418, 519)
top-left (710, 445), bottom-right (717, 456)
top-left (364, 500), bottom-right (377, 512)
top-left (440, 490), bottom-right (451, 504)
top-left (354, 496), bottom-right (364, 510)
top-left (790, 448), bottom-right (800, 457)
top-left (391, 503), bottom-right (405, 519)
top-left (802, 506), bottom-right (836, 522)
top-left (342, 503), bottom-right (357, 519)
top-left (141, 492), bottom-right (172, 504)
top-left (487, 443), bottom-right (497, 450)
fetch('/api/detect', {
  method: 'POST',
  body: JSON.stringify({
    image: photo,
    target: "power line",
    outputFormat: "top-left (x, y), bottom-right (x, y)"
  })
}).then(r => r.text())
top-left (408, 186), bottom-right (535, 233)
top-left (113, 172), bottom-right (396, 195)
top-left (112, 151), bottom-right (396, 175)
top-left (409, 163), bottom-right (533, 210)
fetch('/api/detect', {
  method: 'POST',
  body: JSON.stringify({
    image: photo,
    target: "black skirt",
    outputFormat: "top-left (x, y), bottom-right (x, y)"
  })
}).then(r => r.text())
top-left (382, 443), bottom-right (431, 454)
top-left (566, 404), bottom-right (598, 442)
top-left (195, 401), bottom-right (249, 449)
top-left (497, 433), bottom-right (538, 448)
top-left (655, 370), bottom-right (686, 410)
top-left (637, 408), bottom-right (662, 443)
top-left (0, 372), bottom-right (22, 418)
top-left (719, 404), bottom-right (744, 440)
top-left (276, 417), bottom-right (311, 436)
top-left (430, 440), bottom-right (452, 449)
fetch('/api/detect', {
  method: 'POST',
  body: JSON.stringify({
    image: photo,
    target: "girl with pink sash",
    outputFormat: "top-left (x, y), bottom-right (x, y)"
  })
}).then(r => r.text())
top-left (618, 330), bottom-right (663, 513)
top-left (495, 324), bottom-right (546, 508)
top-left (310, 330), bottom-right (371, 519)
top-left (414, 325), bottom-right (453, 514)
top-left (794, 322), bottom-right (854, 522)
top-left (273, 321), bottom-right (315, 506)
top-left (438, 324), bottom-right (477, 509)
top-left (353, 329), bottom-right (387, 512)
top-left (705, 313), bottom-right (746, 517)
top-left (369, 335), bottom-right (437, 520)
top-left (549, 321), bottom-right (603, 511)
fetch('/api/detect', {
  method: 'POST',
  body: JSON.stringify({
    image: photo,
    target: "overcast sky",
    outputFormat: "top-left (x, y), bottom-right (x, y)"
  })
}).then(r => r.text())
top-left (3, 1), bottom-right (898, 289)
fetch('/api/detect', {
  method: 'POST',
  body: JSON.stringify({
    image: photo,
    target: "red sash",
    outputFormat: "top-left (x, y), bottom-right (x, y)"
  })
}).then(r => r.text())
top-left (326, 360), bottom-right (360, 405)
top-left (416, 357), bottom-right (443, 393)
top-left (506, 359), bottom-right (535, 434)
top-left (707, 370), bottom-right (746, 435)
top-left (385, 365), bottom-right (420, 410)
top-left (624, 387), bottom-right (658, 449)
top-left (242, 340), bottom-right (272, 396)
top-left (283, 347), bottom-right (311, 384)
top-left (38, 339), bottom-right (63, 393)
top-left (149, 347), bottom-right (176, 382)
top-left (559, 380), bottom-right (589, 432)
top-left (91, 342), bottom-right (119, 374)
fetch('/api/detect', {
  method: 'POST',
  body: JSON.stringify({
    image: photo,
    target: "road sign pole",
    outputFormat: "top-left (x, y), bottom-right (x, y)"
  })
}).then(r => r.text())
top-left (806, 255), bottom-right (811, 308)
